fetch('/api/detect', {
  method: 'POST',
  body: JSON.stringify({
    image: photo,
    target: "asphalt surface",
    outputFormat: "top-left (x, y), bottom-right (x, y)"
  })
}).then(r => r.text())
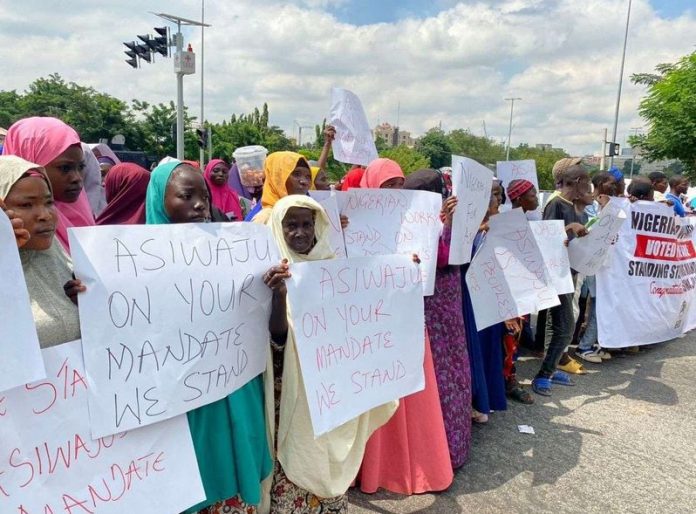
top-left (348, 335), bottom-right (696, 513)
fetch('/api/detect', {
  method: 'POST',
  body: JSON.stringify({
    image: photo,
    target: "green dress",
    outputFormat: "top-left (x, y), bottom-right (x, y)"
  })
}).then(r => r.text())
top-left (146, 161), bottom-right (273, 513)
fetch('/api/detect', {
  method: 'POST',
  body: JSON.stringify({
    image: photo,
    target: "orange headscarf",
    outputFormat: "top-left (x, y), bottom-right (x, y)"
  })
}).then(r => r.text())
top-left (260, 151), bottom-right (309, 209)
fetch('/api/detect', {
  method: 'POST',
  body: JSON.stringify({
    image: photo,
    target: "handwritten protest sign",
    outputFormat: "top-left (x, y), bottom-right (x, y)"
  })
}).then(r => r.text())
top-left (529, 220), bottom-right (575, 295)
top-left (497, 160), bottom-right (542, 219)
top-left (449, 155), bottom-right (494, 265)
top-left (0, 210), bottom-right (45, 393)
top-left (342, 189), bottom-right (442, 295)
top-left (0, 340), bottom-right (204, 514)
top-left (329, 88), bottom-right (378, 166)
top-left (310, 189), bottom-right (350, 212)
top-left (70, 223), bottom-right (279, 438)
top-left (568, 197), bottom-right (627, 275)
top-left (287, 255), bottom-right (425, 436)
top-left (466, 208), bottom-right (560, 329)
top-left (309, 192), bottom-right (347, 258)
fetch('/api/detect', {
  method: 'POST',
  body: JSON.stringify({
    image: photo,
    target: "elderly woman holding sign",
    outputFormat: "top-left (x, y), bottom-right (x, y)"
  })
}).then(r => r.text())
top-left (0, 155), bottom-right (81, 348)
top-left (262, 194), bottom-right (397, 513)
top-left (144, 160), bottom-right (272, 514)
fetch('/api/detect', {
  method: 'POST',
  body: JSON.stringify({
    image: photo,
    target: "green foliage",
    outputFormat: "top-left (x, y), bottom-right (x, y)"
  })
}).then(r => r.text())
top-left (508, 144), bottom-right (569, 190)
top-left (380, 145), bottom-right (430, 174)
top-left (415, 128), bottom-right (451, 169)
top-left (297, 147), bottom-right (346, 181)
top-left (632, 52), bottom-right (696, 176)
top-left (447, 129), bottom-right (505, 166)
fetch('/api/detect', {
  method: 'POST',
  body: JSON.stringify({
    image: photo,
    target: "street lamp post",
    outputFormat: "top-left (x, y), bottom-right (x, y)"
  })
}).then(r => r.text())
top-left (505, 97), bottom-right (522, 161)
top-left (609, 0), bottom-right (633, 170)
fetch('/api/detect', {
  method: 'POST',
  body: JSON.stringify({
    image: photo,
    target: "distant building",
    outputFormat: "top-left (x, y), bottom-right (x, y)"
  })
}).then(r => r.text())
top-left (373, 122), bottom-right (415, 148)
top-left (535, 143), bottom-right (552, 151)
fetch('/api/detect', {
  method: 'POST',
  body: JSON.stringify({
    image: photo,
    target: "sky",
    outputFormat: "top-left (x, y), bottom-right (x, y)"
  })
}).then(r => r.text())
top-left (0, 0), bottom-right (694, 156)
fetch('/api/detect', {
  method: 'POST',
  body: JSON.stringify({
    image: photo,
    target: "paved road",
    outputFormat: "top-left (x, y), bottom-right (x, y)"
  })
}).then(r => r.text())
top-left (348, 335), bottom-right (696, 513)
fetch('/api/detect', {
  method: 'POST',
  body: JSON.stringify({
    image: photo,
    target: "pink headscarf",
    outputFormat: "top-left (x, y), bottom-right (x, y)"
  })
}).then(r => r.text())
top-left (204, 159), bottom-right (243, 221)
top-left (360, 158), bottom-right (404, 188)
top-left (3, 117), bottom-right (94, 253)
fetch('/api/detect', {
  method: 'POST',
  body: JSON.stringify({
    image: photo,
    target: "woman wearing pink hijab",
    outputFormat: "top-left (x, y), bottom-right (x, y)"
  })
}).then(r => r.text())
top-left (359, 158), bottom-right (405, 189)
top-left (3, 117), bottom-right (94, 253)
top-left (204, 159), bottom-right (243, 221)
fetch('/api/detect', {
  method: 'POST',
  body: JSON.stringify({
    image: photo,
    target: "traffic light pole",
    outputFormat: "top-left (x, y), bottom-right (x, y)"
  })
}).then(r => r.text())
top-left (175, 20), bottom-right (185, 160)
top-left (609, 0), bottom-right (632, 170)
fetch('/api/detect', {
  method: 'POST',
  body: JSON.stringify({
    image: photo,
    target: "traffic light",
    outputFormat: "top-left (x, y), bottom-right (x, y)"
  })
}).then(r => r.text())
top-left (123, 42), bottom-right (139, 68)
top-left (608, 142), bottom-right (620, 156)
top-left (153, 27), bottom-right (169, 57)
top-left (196, 128), bottom-right (207, 148)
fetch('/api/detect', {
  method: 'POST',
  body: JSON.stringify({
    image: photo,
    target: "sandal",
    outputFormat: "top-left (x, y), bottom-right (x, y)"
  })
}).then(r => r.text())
top-left (532, 377), bottom-right (552, 396)
top-left (557, 357), bottom-right (587, 375)
top-left (472, 409), bottom-right (489, 424)
top-left (550, 370), bottom-right (575, 386)
top-left (507, 386), bottom-right (535, 404)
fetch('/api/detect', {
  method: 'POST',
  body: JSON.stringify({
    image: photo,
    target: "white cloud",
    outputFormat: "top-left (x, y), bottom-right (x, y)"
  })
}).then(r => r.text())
top-left (0, 0), bottom-right (693, 155)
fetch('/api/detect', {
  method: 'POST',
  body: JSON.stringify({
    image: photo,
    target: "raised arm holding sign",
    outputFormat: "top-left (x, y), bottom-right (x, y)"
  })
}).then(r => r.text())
top-left (69, 222), bottom-right (279, 437)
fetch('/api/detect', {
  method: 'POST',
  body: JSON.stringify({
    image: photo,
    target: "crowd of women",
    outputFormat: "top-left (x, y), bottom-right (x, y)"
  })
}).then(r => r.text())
top-left (0, 116), bottom-right (676, 513)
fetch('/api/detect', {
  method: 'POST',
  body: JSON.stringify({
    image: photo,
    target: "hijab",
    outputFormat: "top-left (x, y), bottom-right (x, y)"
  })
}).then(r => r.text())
top-left (360, 158), bottom-right (404, 188)
top-left (81, 142), bottom-right (107, 217)
top-left (2, 117), bottom-right (94, 253)
top-left (266, 195), bottom-right (397, 498)
top-left (228, 163), bottom-right (252, 200)
top-left (145, 160), bottom-right (182, 225)
top-left (252, 151), bottom-right (309, 224)
top-left (341, 166), bottom-right (365, 191)
top-left (204, 159), bottom-right (243, 221)
top-left (403, 168), bottom-right (450, 198)
top-left (96, 163), bottom-right (150, 226)
top-left (310, 166), bottom-right (320, 190)
top-left (0, 155), bottom-right (80, 348)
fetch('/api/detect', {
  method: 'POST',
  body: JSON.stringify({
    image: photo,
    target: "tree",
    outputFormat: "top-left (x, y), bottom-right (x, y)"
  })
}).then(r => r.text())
top-left (508, 144), bottom-right (569, 190)
top-left (415, 128), bottom-right (451, 169)
top-left (632, 52), bottom-right (696, 176)
top-left (447, 129), bottom-right (506, 167)
top-left (380, 145), bottom-right (430, 174)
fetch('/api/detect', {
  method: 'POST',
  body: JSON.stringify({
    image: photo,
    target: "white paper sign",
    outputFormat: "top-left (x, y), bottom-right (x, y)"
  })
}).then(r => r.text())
top-left (497, 160), bottom-right (541, 219)
top-left (286, 255), bottom-right (425, 436)
top-left (466, 208), bottom-right (560, 329)
top-left (329, 88), bottom-right (379, 166)
top-left (0, 340), bottom-right (205, 514)
top-left (0, 211), bottom-right (45, 393)
top-left (449, 155), bottom-right (494, 265)
top-left (342, 189), bottom-right (442, 295)
top-left (567, 198), bottom-right (627, 276)
top-left (598, 202), bottom-right (696, 347)
top-left (529, 221), bottom-right (575, 295)
top-left (309, 189), bottom-right (350, 213)
top-left (311, 194), bottom-right (347, 259)
top-left (69, 223), bottom-right (279, 438)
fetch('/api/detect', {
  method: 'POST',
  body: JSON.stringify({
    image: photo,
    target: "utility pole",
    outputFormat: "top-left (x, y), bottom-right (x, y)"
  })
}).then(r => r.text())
top-left (505, 97), bottom-right (522, 161)
top-left (200, 0), bottom-right (206, 168)
top-left (609, 0), bottom-right (633, 169)
top-left (629, 126), bottom-right (641, 178)
top-left (600, 128), bottom-right (608, 171)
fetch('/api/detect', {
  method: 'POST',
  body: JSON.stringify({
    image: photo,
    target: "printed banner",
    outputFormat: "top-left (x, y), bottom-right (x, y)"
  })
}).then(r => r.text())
top-left (529, 220), bottom-right (575, 295)
top-left (466, 208), bottom-right (560, 329)
top-left (286, 255), bottom-right (425, 436)
top-left (0, 340), bottom-right (205, 514)
top-left (70, 223), bottom-right (279, 438)
top-left (567, 197), bottom-right (627, 275)
top-left (342, 189), bottom-right (442, 295)
top-left (0, 210), bottom-right (45, 393)
top-left (329, 88), bottom-right (378, 166)
top-left (448, 155), bottom-right (494, 265)
top-left (597, 201), bottom-right (696, 347)
top-left (309, 192), bottom-right (347, 258)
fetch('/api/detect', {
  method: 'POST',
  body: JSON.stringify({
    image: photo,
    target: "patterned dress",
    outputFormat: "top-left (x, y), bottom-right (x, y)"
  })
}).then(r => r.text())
top-left (424, 263), bottom-right (472, 469)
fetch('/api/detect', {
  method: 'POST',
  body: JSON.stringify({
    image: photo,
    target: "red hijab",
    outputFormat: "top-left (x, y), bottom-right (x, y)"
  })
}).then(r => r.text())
top-left (96, 163), bottom-right (150, 225)
top-left (341, 167), bottom-right (365, 191)
top-left (204, 159), bottom-right (243, 221)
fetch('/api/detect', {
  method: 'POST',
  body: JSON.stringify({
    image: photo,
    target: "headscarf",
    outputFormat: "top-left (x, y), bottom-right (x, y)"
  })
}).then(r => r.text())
top-left (0, 155), bottom-right (50, 200)
top-left (227, 162), bottom-right (252, 200)
top-left (3, 117), bottom-right (94, 253)
top-left (97, 156), bottom-right (116, 167)
top-left (608, 165), bottom-right (624, 182)
top-left (266, 194), bottom-right (397, 498)
top-left (261, 151), bottom-right (309, 209)
top-left (403, 168), bottom-right (450, 198)
top-left (145, 160), bottom-right (182, 224)
top-left (81, 142), bottom-right (107, 216)
top-left (204, 159), bottom-right (242, 221)
top-left (96, 163), bottom-right (150, 225)
top-left (310, 166), bottom-right (320, 190)
top-left (89, 143), bottom-right (121, 167)
top-left (341, 166), bottom-right (365, 191)
top-left (507, 178), bottom-right (535, 201)
top-left (360, 158), bottom-right (404, 188)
